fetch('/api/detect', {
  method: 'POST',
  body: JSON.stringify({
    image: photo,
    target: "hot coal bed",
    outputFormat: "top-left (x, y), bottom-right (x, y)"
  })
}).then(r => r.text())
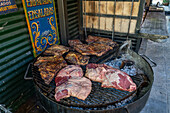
top-left (32, 45), bottom-right (153, 113)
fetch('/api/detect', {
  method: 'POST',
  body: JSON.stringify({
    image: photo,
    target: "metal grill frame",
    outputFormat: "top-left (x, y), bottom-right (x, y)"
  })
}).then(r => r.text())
top-left (32, 52), bottom-right (145, 109)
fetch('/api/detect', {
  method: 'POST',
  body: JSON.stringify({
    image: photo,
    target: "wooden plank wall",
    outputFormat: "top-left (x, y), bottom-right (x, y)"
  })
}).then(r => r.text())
top-left (82, 0), bottom-right (140, 34)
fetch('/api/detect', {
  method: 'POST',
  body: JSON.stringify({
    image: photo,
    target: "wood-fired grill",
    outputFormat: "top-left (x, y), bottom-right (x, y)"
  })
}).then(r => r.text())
top-left (32, 47), bottom-right (149, 110)
top-left (30, 0), bottom-right (154, 112)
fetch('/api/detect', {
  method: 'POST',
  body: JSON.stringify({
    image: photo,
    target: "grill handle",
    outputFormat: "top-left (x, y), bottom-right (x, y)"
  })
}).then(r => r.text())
top-left (24, 62), bottom-right (33, 80)
top-left (139, 54), bottom-right (157, 67)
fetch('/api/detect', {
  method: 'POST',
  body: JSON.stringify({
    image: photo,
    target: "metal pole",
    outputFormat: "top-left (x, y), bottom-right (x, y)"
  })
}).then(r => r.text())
top-left (84, 0), bottom-right (87, 38)
top-left (127, 0), bottom-right (134, 40)
top-left (57, 0), bottom-right (68, 45)
top-left (98, 0), bottom-right (101, 36)
top-left (112, 0), bottom-right (117, 41)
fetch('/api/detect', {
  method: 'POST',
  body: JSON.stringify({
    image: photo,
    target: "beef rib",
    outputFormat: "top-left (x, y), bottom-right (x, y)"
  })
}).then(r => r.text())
top-left (85, 63), bottom-right (136, 92)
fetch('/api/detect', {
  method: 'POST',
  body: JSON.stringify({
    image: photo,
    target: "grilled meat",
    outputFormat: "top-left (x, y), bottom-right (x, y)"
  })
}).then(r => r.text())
top-left (65, 52), bottom-right (90, 65)
top-left (85, 63), bottom-right (136, 92)
top-left (74, 44), bottom-right (95, 56)
top-left (86, 35), bottom-right (118, 47)
top-left (34, 56), bottom-right (67, 84)
top-left (55, 65), bottom-right (83, 86)
top-left (55, 77), bottom-right (92, 101)
top-left (68, 39), bottom-right (83, 47)
top-left (85, 63), bottom-right (113, 82)
top-left (102, 69), bottom-right (136, 92)
top-left (68, 39), bottom-right (113, 56)
top-left (54, 65), bottom-right (92, 101)
top-left (89, 43), bottom-right (113, 56)
top-left (43, 44), bottom-right (69, 57)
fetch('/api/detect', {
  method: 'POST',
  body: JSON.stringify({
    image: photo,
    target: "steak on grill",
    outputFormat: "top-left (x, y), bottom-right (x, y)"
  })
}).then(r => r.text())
top-left (85, 63), bottom-right (136, 92)
top-left (55, 77), bottom-right (92, 101)
top-left (55, 65), bottom-right (83, 87)
top-left (43, 44), bottom-right (69, 57)
top-left (74, 44), bottom-right (96, 56)
top-left (65, 52), bottom-right (90, 65)
top-left (86, 35), bottom-right (118, 47)
top-left (34, 56), bottom-right (67, 84)
top-left (68, 39), bottom-right (83, 47)
top-left (54, 65), bottom-right (92, 101)
top-left (68, 39), bottom-right (113, 56)
top-left (89, 43), bottom-right (113, 56)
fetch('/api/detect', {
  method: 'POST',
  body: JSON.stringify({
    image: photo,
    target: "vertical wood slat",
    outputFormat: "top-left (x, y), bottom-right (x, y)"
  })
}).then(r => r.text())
top-left (82, 0), bottom-right (141, 34)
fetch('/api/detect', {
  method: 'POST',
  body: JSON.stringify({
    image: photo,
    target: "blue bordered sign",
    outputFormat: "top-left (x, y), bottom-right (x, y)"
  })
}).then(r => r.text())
top-left (0, 0), bottom-right (18, 15)
top-left (22, 0), bottom-right (60, 57)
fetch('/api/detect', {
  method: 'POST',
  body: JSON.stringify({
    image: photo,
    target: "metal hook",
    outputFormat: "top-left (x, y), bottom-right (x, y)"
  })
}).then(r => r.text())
top-left (119, 40), bottom-right (132, 52)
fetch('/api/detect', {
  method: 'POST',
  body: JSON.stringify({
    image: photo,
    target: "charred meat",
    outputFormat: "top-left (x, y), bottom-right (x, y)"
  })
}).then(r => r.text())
top-left (89, 43), bottom-right (113, 56)
top-left (68, 39), bottom-right (83, 47)
top-left (74, 44), bottom-right (95, 56)
top-left (34, 56), bottom-right (67, 84)
top-left (68, 39), bottom-right (113, 56)
top-left (85, 63), bottom-right (136, 92)
top-left (43, 44), bottom-right (69, 57)
top-left (65, 52), bottom-right (90, 65)
top-left (86, 35), bottom-right (118, 47)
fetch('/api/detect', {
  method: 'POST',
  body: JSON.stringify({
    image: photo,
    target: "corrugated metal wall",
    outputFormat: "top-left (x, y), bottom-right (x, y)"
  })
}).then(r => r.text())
top-left (0, 0), bottom-right (61, 111)
top-left (0, 0), bottom-right (34, 111)
top-left (67, 0), bottom-right (80, 39)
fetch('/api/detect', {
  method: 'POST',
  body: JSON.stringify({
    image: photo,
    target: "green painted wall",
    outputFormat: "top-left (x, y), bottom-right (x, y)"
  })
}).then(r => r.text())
top-left (0, 0), bottom-right (35, 111)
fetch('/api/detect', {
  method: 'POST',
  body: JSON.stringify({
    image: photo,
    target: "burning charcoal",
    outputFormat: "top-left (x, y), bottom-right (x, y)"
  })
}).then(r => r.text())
top-left (121, 65), bottom-right (137, 76)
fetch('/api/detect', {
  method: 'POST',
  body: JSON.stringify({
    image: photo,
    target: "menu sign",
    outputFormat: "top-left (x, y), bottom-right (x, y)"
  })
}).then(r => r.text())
top-left (0, 0), bottom-right (18, 15)
top-left (22, 0), bottom-right (60, 57)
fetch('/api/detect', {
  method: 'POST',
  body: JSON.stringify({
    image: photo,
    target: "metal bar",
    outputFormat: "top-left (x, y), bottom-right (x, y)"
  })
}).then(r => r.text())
top-left (98, 0), bottom-right (101, 35)
top-left (68, 18), bottom-right (79, 25)
top-left (67, 11), bottom-right (78, 17)
top-left (83, 13), bottom-right (138, 19)
top-left (69, 27), bottom-right (79, 34)
top-left (127, 0), bottom-right (134, 39)
top-left (0, 104), bottom-right (12, 113)
top-left (67, 7), bottom-right (78, 12)
top-left (84, 0), bottom-right (87, 38)
top-left (135, 0), bottom-right (145, 33)
top-left (134, 38), bottom-right (142, 52)
top-left (68, 24), bottom-right (78, 30)
top-left (57, 0), bottom-right (69, 45)
top-left (24, 63), bottom-right (33, 80)
top-left (67, 2), bottom-right (78, 7)
top-left (68, 15), bottom-right (78, 22)
top-left (112, 0), bottom-right (116, 41)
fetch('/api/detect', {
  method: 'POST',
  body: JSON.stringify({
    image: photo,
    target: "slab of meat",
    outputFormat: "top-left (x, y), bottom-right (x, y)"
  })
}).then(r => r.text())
top-left (86, 35), bottom-right (118, 47)
top-left (68, 39), bottom-right (83, 47)
top-left (85, 63), bottom-right (113, 82)
top-left (34, 56), bottom-right (67, 84)
top-left (102, 70), bottom-right (136, 92)
top-left (55, 77), bottom-right (92, 101)
top-left (68, 39), bottom-right (113, 56)
top-left (55, 65), bottom-right (83, 86)
top-left (89, 43), bottom-right (113, 56)
top-left (85, 63), bottom-right (136, 92)
top-left (65, 52), bottom-right (90, 65)
top-left (74, 44), bottom-right (96, 56)
top-left (54, 65), bottom-right (92, 101)
top-left (56, 65), bottom-right (83, 78)
top-left (43, 44), bottom-right (69, 57)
